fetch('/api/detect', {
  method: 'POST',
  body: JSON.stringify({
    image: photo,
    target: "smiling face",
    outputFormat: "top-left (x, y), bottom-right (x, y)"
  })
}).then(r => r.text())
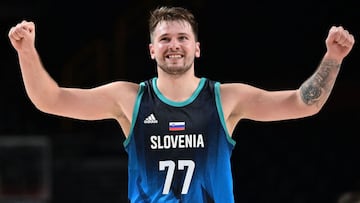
top-left (149, 20), bottom-right (200, 75)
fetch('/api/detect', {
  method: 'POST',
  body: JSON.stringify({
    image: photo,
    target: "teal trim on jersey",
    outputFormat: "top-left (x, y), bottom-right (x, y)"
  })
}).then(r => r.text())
top-left (214, 82), bottom-right (236, 146)
top-left (123, 82), bottom-right (146, 147)
top-left (152, 77), bottom-right (206, 107)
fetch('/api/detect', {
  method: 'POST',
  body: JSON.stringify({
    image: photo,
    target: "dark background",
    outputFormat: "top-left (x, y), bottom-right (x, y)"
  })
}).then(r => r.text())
top-left (0, 0), bottom-right (359, 202)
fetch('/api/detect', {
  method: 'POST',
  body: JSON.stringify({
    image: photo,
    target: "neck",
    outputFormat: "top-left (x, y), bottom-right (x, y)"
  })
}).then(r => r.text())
top-left (156, 72), bottom-right (200, 102)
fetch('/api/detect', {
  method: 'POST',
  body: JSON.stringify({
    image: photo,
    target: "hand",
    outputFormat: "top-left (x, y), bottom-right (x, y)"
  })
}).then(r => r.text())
top-left (8, 20), bottom-right (36, 53)
top-left (325, 26), bottom-right (355, 62)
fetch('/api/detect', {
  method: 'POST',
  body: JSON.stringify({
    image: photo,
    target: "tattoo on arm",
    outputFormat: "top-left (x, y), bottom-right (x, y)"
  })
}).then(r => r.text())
top-left (300, 59), bottom-right (341, 106)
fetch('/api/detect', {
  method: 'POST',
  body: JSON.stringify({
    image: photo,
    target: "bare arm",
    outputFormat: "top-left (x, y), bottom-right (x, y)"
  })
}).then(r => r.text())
top-left (221, 26), bottom-right (355, 134)
top-left (299, 26), bottom-right (354, 107)
top-left (8, 20), bottom-right (138, 127)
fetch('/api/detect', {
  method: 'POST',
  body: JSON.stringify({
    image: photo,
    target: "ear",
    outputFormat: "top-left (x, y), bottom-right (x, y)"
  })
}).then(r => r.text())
top-left (195, 42), bottom-right (200, 58)
top-left (149, 43), bottom-right (155, 59)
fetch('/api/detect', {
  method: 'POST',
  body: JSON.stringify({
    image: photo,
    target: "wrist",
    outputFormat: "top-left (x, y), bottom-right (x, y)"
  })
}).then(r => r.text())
top-left (323, 52), bottom-right (343, 65)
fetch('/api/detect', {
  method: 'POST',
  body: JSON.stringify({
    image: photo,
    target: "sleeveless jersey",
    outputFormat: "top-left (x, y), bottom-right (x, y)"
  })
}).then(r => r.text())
top-left (123, 77), bottom-right (236, 203)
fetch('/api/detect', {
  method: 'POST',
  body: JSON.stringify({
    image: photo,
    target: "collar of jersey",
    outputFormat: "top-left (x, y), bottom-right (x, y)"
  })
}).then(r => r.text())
top-left (152, 77), bottom-right (206, 107)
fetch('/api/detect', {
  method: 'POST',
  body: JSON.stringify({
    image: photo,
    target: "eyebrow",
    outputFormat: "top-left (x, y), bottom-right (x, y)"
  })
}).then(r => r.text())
top-left (158, 32), bottom-right (190, 38)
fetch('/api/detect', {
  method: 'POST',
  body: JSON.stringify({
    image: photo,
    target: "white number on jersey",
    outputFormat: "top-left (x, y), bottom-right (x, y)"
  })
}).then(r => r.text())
top-left (159, 160), bottom-right (195, 194)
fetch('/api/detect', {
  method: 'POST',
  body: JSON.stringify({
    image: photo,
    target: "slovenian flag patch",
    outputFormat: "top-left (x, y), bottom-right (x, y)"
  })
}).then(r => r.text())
top-left (169, 121), bottom-right (185, 131)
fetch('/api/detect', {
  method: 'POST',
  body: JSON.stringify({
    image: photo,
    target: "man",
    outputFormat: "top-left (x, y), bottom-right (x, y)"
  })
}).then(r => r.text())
top-left (8, 6), bottom-right (354, 203)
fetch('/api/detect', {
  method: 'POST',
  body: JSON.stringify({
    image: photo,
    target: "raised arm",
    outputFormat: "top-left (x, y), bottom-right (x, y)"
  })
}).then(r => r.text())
top-left (8, 20), bottom-right (58, 112)
top-left (221, 26), bottom-right (355, 134)
top-left (300, 26), bottom-right (354, 108)
top-left (8, 20), bottom-right (139, 126)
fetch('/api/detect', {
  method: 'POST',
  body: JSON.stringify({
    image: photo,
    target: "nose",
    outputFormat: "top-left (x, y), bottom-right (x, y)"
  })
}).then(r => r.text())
top-left (169, 39), bottom-right (180, 50)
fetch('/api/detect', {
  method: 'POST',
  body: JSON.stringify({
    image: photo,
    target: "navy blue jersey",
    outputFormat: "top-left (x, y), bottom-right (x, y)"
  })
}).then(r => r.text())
top-left (124, 77), bottom-right (236, 203)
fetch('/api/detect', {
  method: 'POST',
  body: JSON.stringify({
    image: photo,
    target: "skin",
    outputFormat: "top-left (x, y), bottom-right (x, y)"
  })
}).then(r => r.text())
top-left (8, 19), bottom-right (355, 137)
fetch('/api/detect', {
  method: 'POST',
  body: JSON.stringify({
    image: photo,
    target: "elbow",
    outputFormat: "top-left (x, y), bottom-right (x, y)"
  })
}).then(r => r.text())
top-left (307, 106), bottom-right (322, 117)
top-left (301, 100), bottom-right (325, 118)
top-left (30, 97), bottom-right (54, 114)
top-left (26, 92), bottom-right (60, 115)
top-left (298, 89), bottom-right (329, 117)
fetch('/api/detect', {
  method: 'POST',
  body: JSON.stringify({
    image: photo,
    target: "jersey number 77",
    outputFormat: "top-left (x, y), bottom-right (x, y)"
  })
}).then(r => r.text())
top-left (159, 160), bottom-right (195, 194)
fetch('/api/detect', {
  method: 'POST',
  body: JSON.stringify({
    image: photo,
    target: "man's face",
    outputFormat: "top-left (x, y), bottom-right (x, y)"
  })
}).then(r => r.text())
top-left (149, 20), bottom-right (200, 75)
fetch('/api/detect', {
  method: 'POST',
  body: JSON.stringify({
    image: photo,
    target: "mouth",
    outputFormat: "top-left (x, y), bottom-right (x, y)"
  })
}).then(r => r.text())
top-left (166, 54), bottom-right (183, 59)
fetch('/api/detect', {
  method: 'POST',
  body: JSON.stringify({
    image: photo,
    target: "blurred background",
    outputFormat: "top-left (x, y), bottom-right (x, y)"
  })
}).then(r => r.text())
top-left (0, 0), bottom-right (359, 202)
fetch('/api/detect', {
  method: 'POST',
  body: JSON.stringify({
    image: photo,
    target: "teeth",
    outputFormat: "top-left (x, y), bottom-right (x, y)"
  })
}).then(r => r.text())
top-left (168, 55), bottom-right (181, 58)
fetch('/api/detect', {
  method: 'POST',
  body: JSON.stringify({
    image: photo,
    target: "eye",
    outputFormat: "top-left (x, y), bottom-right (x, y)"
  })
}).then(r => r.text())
top-left (178, 36), bottom-right (188, 41)
top-left (160, 37), bottom-right (170, 42)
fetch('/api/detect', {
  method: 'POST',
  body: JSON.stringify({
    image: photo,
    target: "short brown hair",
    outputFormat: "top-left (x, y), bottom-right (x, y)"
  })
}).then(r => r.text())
top-left (148, 6), bottom-right (199, 42)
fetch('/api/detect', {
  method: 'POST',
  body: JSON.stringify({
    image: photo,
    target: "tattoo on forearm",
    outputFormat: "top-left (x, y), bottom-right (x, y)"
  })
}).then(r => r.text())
top-left (300, 59), bottom-right (340, 105)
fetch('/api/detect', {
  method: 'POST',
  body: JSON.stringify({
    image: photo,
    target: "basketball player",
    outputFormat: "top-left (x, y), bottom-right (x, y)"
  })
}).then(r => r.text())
top-left (8, 6), bottom-right (354, 203)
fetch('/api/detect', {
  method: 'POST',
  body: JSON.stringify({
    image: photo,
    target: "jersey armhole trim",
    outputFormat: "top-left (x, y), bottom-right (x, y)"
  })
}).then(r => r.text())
top-left (215, 82), bottom-right (236, 146)
top-left (123, 82), bottom-right (146, 147)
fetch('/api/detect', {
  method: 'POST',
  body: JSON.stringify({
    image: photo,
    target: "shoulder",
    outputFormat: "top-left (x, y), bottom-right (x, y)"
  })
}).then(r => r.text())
top-left (104, 80), bottom-right (140, 94)
top-left (219, 82), bottom-right (263, 111)
top-left (219, 82), bottom-right (258, 95)
top-left (95, 81), bottom-right (141, 107)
